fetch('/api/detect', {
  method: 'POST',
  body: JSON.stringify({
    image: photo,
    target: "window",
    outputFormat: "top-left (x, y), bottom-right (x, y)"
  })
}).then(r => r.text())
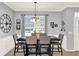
top-left (24, 15), bottom-right (45, 36)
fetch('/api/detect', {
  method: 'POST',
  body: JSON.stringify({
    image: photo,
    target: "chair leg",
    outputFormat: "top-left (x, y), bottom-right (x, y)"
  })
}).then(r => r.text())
top-left (50, 44), bottom-right (53, 56)
top-left (14, 49), bottom-right (15, 56)
top-left (61, 48), bottom-right (63, 56)
top-left (58, 45), bottom-right (59, 52)
top-left (17, 46), bottom-right (19, 52)
top-left (36, 48), bottom-right (38, 56)
top-left (14, 46), bottom-right (16, 56)
top-left (52, 45), bottom-right (54, 55)
top-left (61, 46), bottom-right (63, 56)
top-left (26, 45), bottom-right (29, 56)
top-left (14, 51), bottom-right (15, 56)
top-left (39, 48), bottom-right (41, 56)
top-left (23, 45), bottom-right (26, 56)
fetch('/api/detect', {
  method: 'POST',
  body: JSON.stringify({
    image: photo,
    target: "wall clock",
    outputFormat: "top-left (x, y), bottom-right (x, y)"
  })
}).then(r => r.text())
top-left (0, 14), bottom-right (12, 33)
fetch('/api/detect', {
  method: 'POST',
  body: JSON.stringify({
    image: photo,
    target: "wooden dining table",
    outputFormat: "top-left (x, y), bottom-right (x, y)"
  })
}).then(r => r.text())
top-left (25, 36), bottom-right (50, 44)
top-left (23, 35), bottom-right (57, 56)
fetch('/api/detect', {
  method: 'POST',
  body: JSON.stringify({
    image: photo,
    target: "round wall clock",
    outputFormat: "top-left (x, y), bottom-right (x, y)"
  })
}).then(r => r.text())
top-left (0, 14), bottom-right (12, 33)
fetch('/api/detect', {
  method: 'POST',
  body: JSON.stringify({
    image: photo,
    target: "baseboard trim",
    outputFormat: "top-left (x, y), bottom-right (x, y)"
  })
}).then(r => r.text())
top-left (62, 47), bottom-right (76, 52)
top-left (63, 48), bottom-right (79, 52)
top-left (64, 49), bottom-right (76, 52)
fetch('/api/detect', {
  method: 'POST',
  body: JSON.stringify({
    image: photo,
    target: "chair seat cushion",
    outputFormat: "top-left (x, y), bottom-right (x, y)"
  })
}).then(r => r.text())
top-left (51, 42), bottom-right (61, 45)
top-left (17, 38), bottom-right (26, 41)
top-left (16, 42), bottom-right (26, 45)
top-left (50, 38), bottom-right (60, 41)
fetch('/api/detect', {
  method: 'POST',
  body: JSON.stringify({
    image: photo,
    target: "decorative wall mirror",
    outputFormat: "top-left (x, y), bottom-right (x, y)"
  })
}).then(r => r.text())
top-left (16, 19), bottom-right (21, 30)
top-left (0, 14), bottom-right (12, 33)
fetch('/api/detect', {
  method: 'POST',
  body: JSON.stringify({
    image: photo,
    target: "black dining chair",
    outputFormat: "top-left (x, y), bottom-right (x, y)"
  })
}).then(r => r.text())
top-left (50, 33), bottom-right (64, 56)
top-left (40, 44), bottom-right (52, 56)
top-left (13, 34), bottom-right (27, 56)
top-left (35, 39), bottom-right (52, 56)
top-left (23, 40), bottom-right (40, 56)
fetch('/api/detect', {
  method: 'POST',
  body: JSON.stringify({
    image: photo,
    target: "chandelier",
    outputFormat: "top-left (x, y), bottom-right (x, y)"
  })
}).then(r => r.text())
top-left (31, 2), bottom-right (40, 22)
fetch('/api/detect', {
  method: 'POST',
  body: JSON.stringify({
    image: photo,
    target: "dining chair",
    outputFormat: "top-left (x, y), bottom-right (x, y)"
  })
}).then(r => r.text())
top-left (50, 33), bottom-right (64, 56)
top-left (13, 34), bottom-right (26, 56)
top-left (23, 44), bottom-right (37, 56)
top-left (40, 44), bottom-right (52, 56)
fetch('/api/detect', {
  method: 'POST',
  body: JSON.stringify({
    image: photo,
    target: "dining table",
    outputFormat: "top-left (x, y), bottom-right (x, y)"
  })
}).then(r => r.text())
top-left (22, 35), bottom-right (50, 56)
top-left (22, 35), bottom-right (58, 56)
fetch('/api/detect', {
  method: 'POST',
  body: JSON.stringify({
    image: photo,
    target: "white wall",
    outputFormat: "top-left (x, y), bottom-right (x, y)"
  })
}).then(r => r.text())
top-left (0, 2), bottom-right (15, 56)
top-left (73, 8), bottom-right (79, 51)
top-left (62, 8), bottom-right (79, 51)
top-left (74, 16), bottom-right (79, 50)
top-left (62, 7), bottom-right (79, 51)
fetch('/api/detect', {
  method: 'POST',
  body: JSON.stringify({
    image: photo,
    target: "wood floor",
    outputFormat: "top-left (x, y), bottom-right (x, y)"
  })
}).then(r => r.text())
top-left (5, 35), bottom-right (79, 56)
top-left (5, 48), bottom-right (79, 56)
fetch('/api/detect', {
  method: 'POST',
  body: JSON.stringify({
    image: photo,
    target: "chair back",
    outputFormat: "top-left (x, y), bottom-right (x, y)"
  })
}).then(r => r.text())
top-left (58, 33), bottom-right (64, 44)
top-left (13, 34), bottom-right (18, 44)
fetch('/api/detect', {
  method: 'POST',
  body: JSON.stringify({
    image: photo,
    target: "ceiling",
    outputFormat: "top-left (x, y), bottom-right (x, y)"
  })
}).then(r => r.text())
top-left (4, 2), bottom-right (79, 11)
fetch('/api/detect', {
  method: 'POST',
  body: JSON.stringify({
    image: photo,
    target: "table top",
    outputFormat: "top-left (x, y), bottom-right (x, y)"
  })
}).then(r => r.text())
top-left (26, 36), bottom-right (50, 44)
top-left (20, 35), bottom-right (59, 44)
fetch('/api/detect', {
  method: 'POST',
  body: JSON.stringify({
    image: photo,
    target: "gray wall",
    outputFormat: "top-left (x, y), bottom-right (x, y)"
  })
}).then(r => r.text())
top-left (47, 12), bottom-right (62, 36)
top-left (0, 2), bottom-right (15, 37)
top-left (0, 2), bottom-right (78, 56)
top-left (14, 10), bottom-right (76, 50)
top-left (14, 11), bottom-right (62, 36)
top-left (14, 11), bottom-right (68, 50)
top-left (0, 2), bottom-right (15, 55)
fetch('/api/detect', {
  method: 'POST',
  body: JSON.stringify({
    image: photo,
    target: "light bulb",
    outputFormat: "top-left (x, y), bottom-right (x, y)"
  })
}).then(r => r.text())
top-left (37, 18), bottom-right (40, 22)
top-left (33, 18), bottom-right (35, 22)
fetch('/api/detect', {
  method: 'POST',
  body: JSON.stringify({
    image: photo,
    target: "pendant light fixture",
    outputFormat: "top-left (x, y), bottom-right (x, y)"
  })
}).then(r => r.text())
top-left (31, 2), bottom-right (40, 22)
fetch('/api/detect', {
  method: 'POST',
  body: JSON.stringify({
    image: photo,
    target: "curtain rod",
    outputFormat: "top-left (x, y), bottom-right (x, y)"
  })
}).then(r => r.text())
top-left (21, 14), bottom-right (48, 16)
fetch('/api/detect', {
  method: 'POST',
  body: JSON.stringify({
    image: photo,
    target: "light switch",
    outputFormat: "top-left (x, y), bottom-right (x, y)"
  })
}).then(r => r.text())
top-left (68, 32), bottom-right (72, 34)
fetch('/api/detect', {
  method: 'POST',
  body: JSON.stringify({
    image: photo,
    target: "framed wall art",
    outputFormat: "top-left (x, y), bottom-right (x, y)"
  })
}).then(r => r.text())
top-left (50, 22), bottom-right (58, 28)
top-left (16, 19), bottom-right (21, 30)
top-left (50, 22), bottom-right (54, 28)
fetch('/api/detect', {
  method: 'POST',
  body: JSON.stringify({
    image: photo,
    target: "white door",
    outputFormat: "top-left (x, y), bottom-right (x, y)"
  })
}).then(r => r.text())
top-left (74, 12), bottom-right (79, 50)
